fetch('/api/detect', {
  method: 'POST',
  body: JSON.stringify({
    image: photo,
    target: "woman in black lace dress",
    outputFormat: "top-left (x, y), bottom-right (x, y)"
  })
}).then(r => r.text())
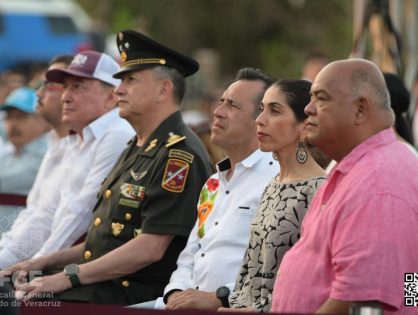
top-left (226, 79), bottom-right (326, 312)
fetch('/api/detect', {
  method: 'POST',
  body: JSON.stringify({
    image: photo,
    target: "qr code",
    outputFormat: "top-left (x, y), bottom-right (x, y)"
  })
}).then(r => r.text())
top-left (404, 273), bottom-right (418, 306)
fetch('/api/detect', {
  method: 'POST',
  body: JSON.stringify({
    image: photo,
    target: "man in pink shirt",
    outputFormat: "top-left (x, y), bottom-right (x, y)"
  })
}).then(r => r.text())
top-left (271, 59), bottom-right (418, 315)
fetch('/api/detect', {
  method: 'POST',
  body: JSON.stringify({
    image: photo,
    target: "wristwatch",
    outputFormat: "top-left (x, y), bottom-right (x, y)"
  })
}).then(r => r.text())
top-left (216, 286), bottom-right (230, 308)
top-left (63, 263), bottom-right (81, 287)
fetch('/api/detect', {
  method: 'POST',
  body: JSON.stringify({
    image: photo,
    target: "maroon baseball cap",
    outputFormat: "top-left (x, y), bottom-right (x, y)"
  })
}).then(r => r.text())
top-left (46, 50), bottom-right (120, 86)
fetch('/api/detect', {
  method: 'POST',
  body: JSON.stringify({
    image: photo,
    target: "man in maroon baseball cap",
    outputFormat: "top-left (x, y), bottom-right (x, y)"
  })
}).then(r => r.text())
top-left (43, 50), bottom-right (125, 136)
top-left (0, 51), bottom-right (134, 290)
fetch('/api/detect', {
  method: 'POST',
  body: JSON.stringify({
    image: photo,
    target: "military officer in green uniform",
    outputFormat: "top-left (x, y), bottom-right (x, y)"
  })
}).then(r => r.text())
top-left (12, 29), bottom-right (213, 305)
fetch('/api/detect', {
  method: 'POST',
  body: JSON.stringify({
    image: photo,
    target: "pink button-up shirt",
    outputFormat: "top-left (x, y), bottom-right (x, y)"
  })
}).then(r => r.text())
top-left (271, 128), bottom-right (418, 315)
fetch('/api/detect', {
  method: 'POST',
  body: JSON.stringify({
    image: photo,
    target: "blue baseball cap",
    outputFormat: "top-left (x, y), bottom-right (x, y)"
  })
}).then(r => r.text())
top-left (0, 87), bottom-right (37, 113)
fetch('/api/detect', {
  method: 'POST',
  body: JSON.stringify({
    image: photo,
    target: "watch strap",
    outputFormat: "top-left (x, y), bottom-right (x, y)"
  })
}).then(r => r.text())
top-left (218, 295), bottom-right (230, 308)
top-left (68, 273), bottom-right (81, 287)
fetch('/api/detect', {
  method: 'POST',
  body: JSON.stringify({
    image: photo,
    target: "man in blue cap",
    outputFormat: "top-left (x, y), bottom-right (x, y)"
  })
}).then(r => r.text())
top-left (13, 30), bottom-right (212, 305)
top-left (0, 87), bottom-right (49, 232)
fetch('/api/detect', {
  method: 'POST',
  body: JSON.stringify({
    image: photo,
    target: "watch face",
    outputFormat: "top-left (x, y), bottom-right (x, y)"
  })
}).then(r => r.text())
top-left (216, 286), bottom-right (230, 298)
top-left (64, 263), bottom-right (79, 275)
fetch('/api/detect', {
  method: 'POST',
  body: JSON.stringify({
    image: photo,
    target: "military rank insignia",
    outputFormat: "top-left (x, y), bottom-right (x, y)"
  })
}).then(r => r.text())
top-left (165, 132), bottom-right (186, 148)
top-left (145, 139), bottom-right (158, 152)
top-left (161, 159), bottom-right (190, 193)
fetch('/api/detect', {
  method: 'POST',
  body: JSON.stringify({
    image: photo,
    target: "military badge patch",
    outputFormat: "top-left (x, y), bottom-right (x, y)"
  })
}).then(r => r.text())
top-left (161, 159), bottom-right (190, 193)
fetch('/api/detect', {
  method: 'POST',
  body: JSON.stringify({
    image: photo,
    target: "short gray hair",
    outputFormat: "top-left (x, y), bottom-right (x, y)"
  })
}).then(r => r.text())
top-left (350, 68), bottom-right (391, 109)
top-left (152, 66), bottom-right (186, 105)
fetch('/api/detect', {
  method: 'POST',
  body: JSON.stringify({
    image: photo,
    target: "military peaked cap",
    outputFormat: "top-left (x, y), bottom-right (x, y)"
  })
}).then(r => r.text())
top-left (113, 30), bottom-right (199, 79)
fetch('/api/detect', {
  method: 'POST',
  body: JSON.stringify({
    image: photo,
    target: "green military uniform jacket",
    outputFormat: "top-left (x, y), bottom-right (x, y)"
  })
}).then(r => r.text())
top-left (59, 111), bottom-right (213, 305)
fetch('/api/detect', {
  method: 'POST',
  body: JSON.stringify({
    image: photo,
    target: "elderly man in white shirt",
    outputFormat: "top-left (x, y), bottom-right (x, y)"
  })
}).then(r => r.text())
top-left (148, 68), bottom-right (278, 311)
top-left (0, 51), bottom-right (134, 269)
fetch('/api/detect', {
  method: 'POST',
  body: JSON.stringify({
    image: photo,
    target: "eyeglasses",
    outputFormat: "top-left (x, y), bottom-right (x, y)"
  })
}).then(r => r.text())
top-left (38, 80), bottom-right (63, 92)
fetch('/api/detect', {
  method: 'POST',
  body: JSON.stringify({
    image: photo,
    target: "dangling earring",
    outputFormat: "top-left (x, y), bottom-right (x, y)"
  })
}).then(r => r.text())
top-left (296, 141), bottom-right (308, 164)
top-left (272, 152), bottom-right (278, 161)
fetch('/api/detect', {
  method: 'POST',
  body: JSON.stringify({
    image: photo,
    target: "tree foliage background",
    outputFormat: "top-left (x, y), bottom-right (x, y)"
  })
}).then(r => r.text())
top-left (77, 0), bottom-right (352, 83)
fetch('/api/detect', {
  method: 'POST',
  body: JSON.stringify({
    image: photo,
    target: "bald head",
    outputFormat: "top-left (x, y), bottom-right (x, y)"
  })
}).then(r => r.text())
top-left (320, 59), bottom-right (389, 105)
top-left (305, 58), bottom-right (395, 161)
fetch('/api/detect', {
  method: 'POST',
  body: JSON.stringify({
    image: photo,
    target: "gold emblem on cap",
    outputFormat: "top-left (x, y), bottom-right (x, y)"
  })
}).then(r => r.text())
top-left (111, 222), bottom-right (124, 237)
top-left (145, 139), bottom-right (158, 152)
top-left (122, 280), bottom-right (130, 287)
top-left (159, 59), bottom-right (166, 65)
top-left (166, 132), bottom-right (186, 147)
top-left (121, 51), bottom-right (127, 63)
top-left (84, 250), bottom-right (92, 260)
top-left (118, 32), bottom-right (124, 41)
top-left (94, 217), bottom-right (102, 226)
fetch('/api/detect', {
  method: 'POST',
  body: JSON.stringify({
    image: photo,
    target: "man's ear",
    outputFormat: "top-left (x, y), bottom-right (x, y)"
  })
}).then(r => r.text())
top-left (353, 96), bottom-right (369, 125)
top-left (105, 87), bottom-right (117, 110)
top-left (156, 78), bottom-right (173, 103)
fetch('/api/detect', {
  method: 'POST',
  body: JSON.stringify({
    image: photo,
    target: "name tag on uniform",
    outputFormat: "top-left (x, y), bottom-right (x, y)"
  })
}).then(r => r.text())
top-left (119, 198), bottom-right (140, 208)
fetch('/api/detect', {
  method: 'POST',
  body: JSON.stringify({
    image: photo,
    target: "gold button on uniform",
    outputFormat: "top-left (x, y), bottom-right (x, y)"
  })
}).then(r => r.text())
top-left (84, 250), bottom-right (92, 260)
top-left (125, 213), bottom-right (132, 221)
top-left (122, 280), bottom-right (130, 287)
top-left (105, 189), bottom-right (112, 199)
top-left (94, 218), bottom-right (102, 226)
